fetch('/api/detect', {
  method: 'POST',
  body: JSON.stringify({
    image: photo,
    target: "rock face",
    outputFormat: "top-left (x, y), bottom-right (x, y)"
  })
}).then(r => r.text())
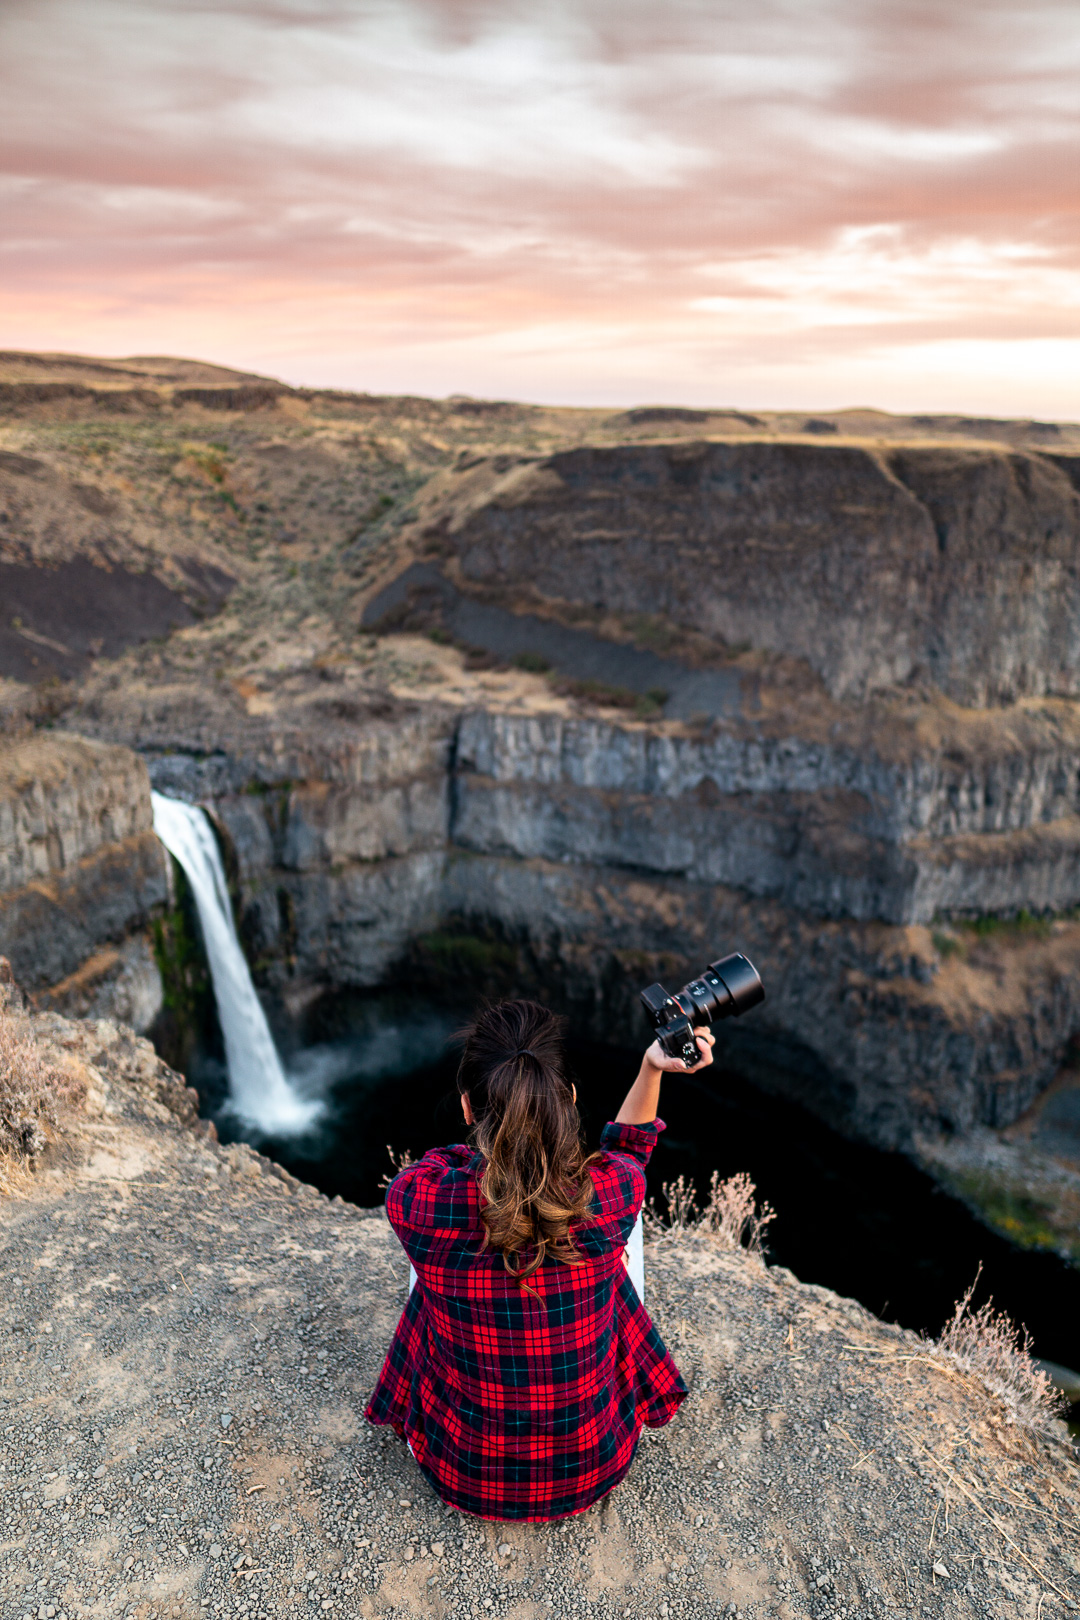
top-left (452, 705), bottom-right (1080, 926)
top-left (66, 656), bottom-right (1080, 1149)
top-left (0, 733), bottom-right (166, 1027)
top-left (420, 442), bottom-right (1080, 705)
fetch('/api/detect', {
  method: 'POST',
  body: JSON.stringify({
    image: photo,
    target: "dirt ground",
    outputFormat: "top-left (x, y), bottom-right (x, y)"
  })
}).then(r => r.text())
top-left (1, 1010), bottom-right (1078, 1620)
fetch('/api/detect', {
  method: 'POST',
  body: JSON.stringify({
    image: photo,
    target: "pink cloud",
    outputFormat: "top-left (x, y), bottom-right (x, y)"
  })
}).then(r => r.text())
top-left (1, 0), bottom-right (1079, 412)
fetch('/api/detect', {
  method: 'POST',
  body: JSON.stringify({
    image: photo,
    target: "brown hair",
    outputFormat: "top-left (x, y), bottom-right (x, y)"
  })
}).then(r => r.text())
top-left (457, 999), bottom-right (598, 1285)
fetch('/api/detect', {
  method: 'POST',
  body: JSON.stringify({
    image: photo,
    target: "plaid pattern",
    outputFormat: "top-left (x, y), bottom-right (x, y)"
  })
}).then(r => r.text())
top-left (365, 1120), bottom-right (687, 1521)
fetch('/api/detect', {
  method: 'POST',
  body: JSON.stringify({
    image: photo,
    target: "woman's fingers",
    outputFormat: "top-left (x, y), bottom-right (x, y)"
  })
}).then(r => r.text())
top-left (644, 1030), bottom-right (716, 1073)
top-left (687, 1030), bottom-right (715, 1071)
top-left (645, 1040), bottom-right (695, 1072)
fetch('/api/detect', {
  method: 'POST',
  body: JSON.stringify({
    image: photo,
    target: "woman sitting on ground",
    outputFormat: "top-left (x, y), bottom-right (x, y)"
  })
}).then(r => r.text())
top-left (365, 998), bottom-right (713, 1521)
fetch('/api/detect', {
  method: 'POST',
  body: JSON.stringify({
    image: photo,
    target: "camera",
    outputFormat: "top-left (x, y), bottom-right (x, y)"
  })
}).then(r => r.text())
top-left (640, 953), bottom-right (765, 1068)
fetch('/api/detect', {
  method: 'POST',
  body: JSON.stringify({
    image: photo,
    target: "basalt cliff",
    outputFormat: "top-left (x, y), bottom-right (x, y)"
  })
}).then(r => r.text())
top-left (2, 354), bottom-right (1080, 1255)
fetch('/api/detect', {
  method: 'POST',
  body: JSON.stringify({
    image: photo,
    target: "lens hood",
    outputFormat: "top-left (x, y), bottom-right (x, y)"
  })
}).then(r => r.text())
top-left (708, 953), bottom-right (765, 1017)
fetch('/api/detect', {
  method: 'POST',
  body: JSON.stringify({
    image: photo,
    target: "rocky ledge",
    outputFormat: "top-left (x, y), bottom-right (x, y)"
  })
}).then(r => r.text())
top-left (1, 1001), bottom-right (1077, 1620)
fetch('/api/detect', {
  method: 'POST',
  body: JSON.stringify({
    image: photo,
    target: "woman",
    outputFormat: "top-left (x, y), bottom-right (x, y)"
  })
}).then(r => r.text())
top-left (364, 998), bottom-right (714, 1521)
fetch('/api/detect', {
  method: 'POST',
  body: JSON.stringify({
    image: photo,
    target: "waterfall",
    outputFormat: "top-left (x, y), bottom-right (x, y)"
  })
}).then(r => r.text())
top-left (151, 792), bottom-right (321, 1136)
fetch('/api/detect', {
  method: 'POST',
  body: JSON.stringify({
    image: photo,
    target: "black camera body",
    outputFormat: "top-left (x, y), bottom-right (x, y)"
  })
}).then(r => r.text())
top-left (640, 953), bottom-right (764, 1067)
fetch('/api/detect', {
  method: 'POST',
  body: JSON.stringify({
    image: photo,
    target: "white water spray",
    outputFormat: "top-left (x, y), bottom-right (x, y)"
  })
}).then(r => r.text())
top-left (151, 792), bottom-right (321, 1136)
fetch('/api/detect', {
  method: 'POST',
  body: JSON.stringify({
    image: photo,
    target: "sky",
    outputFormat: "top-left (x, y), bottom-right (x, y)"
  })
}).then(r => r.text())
top-left (2, 0), bottom-right (1080, 415)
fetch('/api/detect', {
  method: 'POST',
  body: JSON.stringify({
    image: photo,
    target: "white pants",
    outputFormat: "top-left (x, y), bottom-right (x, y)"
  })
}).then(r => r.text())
top-left (408, 1212), bottom-right (645, 1302)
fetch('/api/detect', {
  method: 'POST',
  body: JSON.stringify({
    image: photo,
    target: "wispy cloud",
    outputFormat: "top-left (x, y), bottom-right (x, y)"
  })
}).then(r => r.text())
top-left (2, 0), bottom-right (1079, 413)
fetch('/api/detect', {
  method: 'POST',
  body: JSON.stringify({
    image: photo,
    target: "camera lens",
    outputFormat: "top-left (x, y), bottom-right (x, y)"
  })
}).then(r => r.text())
top-left (708, 953), bottom-right (765, 1017)
top-left (640, 952), bottom-right (764, 1048)
top-left (678, 975), bottom-right (727, 1023)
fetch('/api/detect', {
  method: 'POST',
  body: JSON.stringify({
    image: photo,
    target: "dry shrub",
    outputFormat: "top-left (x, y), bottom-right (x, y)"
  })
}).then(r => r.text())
top-left (645, 1170), bottom-right (776, 1258)
top-left (935, 1269), bottom-right (1066, 1434)
top-left (0, 1006), bottom-right (85, 1192)
top-left (378, 1143), bottom-right (417, 1191)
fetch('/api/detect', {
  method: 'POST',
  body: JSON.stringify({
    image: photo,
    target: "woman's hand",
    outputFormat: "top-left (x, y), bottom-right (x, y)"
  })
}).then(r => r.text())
top-left (644, 1028), bottom-right (715, 1073)
top-left (616, 1028), bottom-right (715, 1125)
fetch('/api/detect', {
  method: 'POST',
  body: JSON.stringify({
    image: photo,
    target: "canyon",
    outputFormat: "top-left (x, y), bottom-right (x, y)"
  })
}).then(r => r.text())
top-left (1, 352), bottom-right (1080, 1259)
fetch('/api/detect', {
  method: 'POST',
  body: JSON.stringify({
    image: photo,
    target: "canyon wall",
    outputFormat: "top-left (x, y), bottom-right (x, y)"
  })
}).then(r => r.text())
top-left (0, 733), bottom-right (167, 1029)
top-left (70, 666), bottom-right (1080, 1152)
top-left (418, 441), bottom-right (1080, 705)
top-left (451, 706), bottom-right (1080, 925)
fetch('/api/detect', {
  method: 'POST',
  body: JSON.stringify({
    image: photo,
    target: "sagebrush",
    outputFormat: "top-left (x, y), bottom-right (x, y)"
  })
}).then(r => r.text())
top-left (378, 1143), bottom-right (417, 1191)
top-left (645, 1169), bottom-right (776, 1257)
top-left (934, 1270), bottom-right (1065, 1433)
top-left (0, 1006), bottom-right (84, 1191)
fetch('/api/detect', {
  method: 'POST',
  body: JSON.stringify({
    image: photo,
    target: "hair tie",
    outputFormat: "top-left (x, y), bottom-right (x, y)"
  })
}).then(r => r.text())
top-left (515, 1048), bottom-right (538, 1061)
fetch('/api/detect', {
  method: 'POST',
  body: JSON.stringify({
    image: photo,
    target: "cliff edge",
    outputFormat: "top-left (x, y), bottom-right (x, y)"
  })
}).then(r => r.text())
top-left (1, 998), bottom-right (1076, 1620)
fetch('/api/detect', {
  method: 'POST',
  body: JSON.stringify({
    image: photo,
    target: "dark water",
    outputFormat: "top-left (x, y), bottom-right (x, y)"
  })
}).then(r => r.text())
top-left (196, 998), bottom-right (1080, 1394)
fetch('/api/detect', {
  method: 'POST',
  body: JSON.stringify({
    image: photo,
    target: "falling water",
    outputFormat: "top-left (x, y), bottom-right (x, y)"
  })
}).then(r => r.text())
top-left (151, 792), bottom-right (321, 1136)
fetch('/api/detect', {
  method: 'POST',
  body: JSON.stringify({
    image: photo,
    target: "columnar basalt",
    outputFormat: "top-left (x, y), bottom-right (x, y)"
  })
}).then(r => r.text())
top-left (0, 733), bottom-right (167, 1028)
top-left (452, 707), bottom-right (1080, 924)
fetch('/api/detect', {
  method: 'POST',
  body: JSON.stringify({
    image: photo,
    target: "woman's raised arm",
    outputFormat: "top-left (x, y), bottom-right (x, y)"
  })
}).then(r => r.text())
top-left (614, 1028), bottom-right (715, 1124)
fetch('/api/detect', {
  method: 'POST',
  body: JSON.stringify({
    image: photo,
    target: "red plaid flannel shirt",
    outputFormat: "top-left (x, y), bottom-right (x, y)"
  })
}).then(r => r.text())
top-left (364, 1119), bottom-right (687, 1521)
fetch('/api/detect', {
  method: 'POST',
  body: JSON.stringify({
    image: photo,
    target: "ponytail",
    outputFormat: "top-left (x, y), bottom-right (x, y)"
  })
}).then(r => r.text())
top-left (457, 1000), bottom-right (597, 1284)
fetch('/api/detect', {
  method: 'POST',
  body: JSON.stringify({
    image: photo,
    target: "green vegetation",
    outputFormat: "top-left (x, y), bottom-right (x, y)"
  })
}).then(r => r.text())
top-left (932, 908), bottom-right (1071, 959)
top-left (621, 613), bottom-right (681, 656)
top-left (944, 1168), bottom-right (1078, 1261)
top-left (961, 909), bottom-right (1053, 940)
top-left (410, 929), bottom-right (519, 993)
top-left (152, 863), bottom-right (210, 1022)
top-left (150, 859), bottom-right (219, 1074)
top-left (182, 444), bottom-right (231, 486)
top-left (358, 493), bottom-right (395, 529)
top-left (550, 676), bottom-right (668, 718)
top-left (512, 650), bottom-right (552, 673)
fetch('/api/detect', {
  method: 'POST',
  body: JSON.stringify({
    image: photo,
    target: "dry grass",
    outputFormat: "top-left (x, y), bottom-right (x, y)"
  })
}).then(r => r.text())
top-left (378, 1143), bottom-right (417, 1191)
top-left (0, 1001), bottom-right (85, 1193)
top-left (645, 1169), bottom-right (776, 1258)
top-left (934, 1268), bottom-right (1066, 1435)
